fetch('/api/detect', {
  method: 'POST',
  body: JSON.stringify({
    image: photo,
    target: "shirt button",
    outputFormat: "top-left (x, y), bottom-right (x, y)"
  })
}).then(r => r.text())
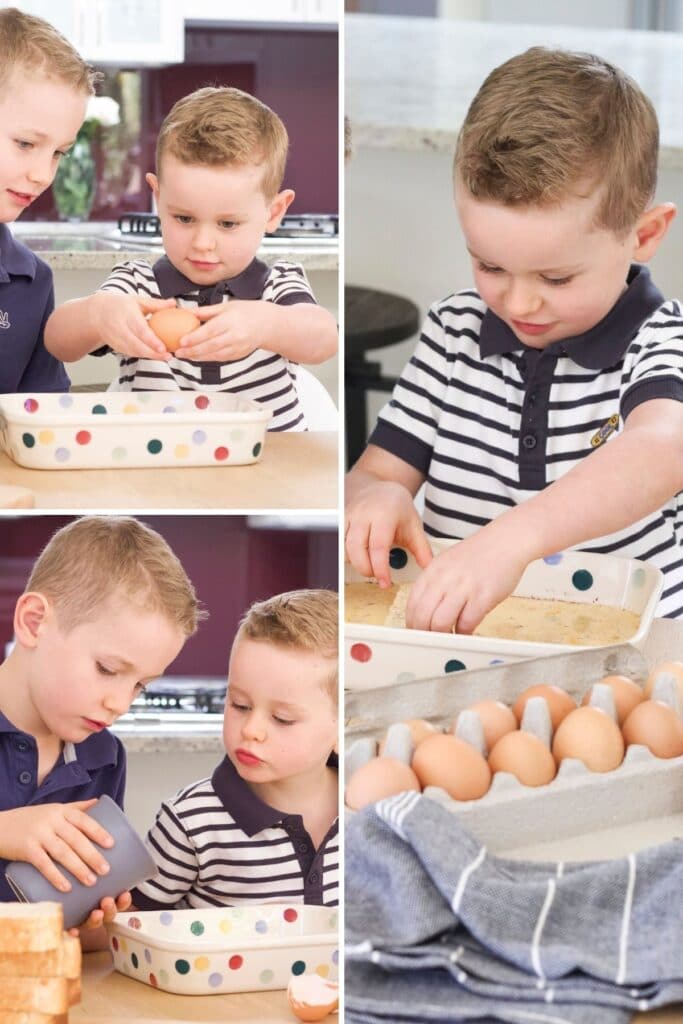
top-left (522, 433), bottom-right (537, 450)
top-left (527, 392), bottom-right (537, 406)
top-left (15, 740), bottom-right (29, 752)
top-left (298, 843), bottom-right (309, 853)
top-left (18, 771), bottom-right (32, 785)
top-left (559, 345), bottom-right (568, 356)
top-left (310, 872), bottom-right (319, 883)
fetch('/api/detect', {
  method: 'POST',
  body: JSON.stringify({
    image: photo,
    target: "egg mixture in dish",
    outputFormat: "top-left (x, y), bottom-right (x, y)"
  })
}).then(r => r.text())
top-left (345, 581), bottom-right (640, 646)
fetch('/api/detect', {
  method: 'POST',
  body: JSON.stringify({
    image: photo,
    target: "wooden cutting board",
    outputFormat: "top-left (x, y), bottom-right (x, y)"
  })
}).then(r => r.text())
top-left (0, 484), bottom-right (34, 508)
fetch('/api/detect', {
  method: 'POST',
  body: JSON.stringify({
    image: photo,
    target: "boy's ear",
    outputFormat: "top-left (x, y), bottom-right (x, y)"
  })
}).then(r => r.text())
top-left (265, 189), bottom-right (295, 232)
top-left (145, 172), bottom-right (160, 202)
top-left (14, 593), bottom-right (51, 649)
top-left (632, 202), bottom-right (677, 262)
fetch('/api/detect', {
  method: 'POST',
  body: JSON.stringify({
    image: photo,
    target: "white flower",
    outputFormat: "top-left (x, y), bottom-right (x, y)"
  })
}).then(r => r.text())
top-left (85, 95), bottom-right (120, 127)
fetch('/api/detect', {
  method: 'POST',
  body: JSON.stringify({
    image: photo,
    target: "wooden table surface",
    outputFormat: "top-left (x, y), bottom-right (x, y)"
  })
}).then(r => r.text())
top-left (0, 432), bottom-right (338, 510)
top-left (73, 951), bottom-right (305, 1023)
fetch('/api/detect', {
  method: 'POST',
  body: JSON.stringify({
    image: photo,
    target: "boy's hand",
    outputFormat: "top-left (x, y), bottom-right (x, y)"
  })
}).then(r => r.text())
top-left (175, 299), bottom-right (270, 361)
top-left (345, 479), bottom-right (433, 588)
top-left (69, 891), bottom-right (132, 936)
top-left (92, 292), bottom-right (176, 360)
top-left (406, 525), bottom-right (530, 633)
top-left (0, 800), bottom-right (114, 892)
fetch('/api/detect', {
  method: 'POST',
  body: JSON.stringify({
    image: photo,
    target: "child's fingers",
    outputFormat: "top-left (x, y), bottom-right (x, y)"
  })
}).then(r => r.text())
top-left (344, 520), bottom-right (374, 579)
top-left (193, 303), bottom-right (227, 319)
top-left (80, 908), bottom-right (104, 930)
top-left (30, 847), bottom-right (72, 893)
top-left (136, 296), bottom-right (177, 315)
top-left (45, 832), bottom-right (106, 888)
top-left (368, 521), bottom-right (395, 588)
top-left (115, 891), bottom-right (133, 911)
top-left (407, 520), bottom-right (433, 569)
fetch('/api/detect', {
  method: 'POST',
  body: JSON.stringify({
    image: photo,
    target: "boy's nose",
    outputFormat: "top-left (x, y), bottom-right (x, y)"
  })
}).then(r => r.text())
top-left (504, 279), bottom-right (542, 318)
top-left (191, 226), bottom-right (217, 254)
top-left (241, 711), bottom-right (266, 741)
top-left (27, 153), bottom-right (53, 190)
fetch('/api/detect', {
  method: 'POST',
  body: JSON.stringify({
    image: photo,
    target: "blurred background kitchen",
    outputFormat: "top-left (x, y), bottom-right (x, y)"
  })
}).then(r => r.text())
top-left (345, 0), bottom-right (683, 465)
top-left (0, 513), bottom-right (338, 833)
top-left (6, 0), bottom-right (339, 401)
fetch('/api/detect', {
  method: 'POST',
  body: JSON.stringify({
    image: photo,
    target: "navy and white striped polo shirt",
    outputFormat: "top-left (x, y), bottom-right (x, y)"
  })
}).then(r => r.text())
top-left (94, 255), bottom-right (317, 431)
top-left (131, 755), bottom-right (339, 911)
top-left (371, 265), bottom-right (683, 617)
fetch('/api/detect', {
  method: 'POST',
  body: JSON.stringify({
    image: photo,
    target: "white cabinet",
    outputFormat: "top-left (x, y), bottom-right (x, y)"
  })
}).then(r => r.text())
top-left (184, 0), bottom-right (338, 24)
top-left (13, 0), bottom-right (185, 65)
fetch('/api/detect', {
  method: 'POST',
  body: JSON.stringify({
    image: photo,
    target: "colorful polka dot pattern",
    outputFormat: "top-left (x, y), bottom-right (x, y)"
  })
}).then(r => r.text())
top-left (8, 393), bottom-right (270, 468)
top-left (108, 906), bottom-right (338, 996)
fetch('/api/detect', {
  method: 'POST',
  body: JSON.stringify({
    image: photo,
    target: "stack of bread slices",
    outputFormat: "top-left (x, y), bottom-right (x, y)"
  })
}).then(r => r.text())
top-left (0, 902), bottom-right (81, 1022)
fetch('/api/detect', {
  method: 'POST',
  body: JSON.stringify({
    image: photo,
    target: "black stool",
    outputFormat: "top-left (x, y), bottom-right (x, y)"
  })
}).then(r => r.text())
top-left (345, 285), bottom-right (420, 468)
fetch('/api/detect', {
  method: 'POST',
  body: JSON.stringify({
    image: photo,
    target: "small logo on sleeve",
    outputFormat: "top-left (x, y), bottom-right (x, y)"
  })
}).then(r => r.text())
top-left (591, 413), bottom-right (619, 448)
top-left (0, 310), bottom-right (10, 329)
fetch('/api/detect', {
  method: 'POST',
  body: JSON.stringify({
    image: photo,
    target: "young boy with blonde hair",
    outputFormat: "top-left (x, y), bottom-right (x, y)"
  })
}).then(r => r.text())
top-left (46, 87), bottom-right (338, 431)
top-left (0, 6), bottom-right (97, 392)
top-left (346, 47), bottom-right (683, 630)
top-left (132, 589), bottom-right (339, 909)
top-left (0, 516), bottom-right (203, 947)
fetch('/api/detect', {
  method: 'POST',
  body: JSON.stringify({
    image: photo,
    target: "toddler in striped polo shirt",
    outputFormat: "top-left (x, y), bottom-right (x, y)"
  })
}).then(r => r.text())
top-left (131, 590), bottom-right (339, 910)
top-left (45, 87), bottom-right (338, 431)
top-left (346, 46), bottom-right (683, 627)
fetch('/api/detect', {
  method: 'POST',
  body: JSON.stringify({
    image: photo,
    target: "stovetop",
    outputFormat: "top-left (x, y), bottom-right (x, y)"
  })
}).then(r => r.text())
top-left (117, 211), bottom-right (338, 242)
top-left (130, 676), bottom-right (226, 714)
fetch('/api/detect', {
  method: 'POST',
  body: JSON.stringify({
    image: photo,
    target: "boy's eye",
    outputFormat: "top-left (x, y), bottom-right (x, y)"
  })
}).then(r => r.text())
top-left (96, 662), bottom-right (115, 676)
top-left (230, 700), bottom-right (250, 712)
top-left (174, 215), bottom-right (193, 224)
top-left (219, 220), bottom-right (238, 230)
top-left (542, 275), bottom-right (573, 286)
top-left (477, 261), bottom-right (503, 274)
top-left (15, 140), bottom-right (33, 151)
top-left (273, 715), bottom-right (295, 726)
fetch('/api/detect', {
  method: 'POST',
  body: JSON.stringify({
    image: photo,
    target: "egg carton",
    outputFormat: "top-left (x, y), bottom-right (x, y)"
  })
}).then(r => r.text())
top-left (345, 619), bottom-right (683, 857)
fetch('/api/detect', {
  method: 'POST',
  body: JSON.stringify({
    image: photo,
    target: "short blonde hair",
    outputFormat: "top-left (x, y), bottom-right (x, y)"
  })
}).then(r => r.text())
top-left (26, 516), bottom-right (205, 637)
top-left (0, 7), bottom-right (99, 95)
top-left (455, 47), bottom-right (659, 236)
top-left (236, 589), bottom-right (338, 700)
top-left (156, 86), bottom-right (289, 198)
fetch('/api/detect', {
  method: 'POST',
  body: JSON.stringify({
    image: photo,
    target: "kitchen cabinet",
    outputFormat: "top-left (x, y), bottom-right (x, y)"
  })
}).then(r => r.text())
top-left (185, 0), bottom-right (338, 24)
top-left (16, 0), bottom-right (185, 65)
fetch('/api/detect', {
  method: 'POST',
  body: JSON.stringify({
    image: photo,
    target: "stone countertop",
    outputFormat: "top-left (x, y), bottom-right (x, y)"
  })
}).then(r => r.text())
top-left (113, 715), bottom-right (224, 755)
top-left (346, 14), bottom-right (683, 168)
top-left (9, 221), bottom-right (338, 271)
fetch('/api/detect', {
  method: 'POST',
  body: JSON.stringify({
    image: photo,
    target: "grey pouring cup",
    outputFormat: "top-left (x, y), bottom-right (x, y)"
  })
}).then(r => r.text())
top-left (5, 795), bottom-right (156, 930)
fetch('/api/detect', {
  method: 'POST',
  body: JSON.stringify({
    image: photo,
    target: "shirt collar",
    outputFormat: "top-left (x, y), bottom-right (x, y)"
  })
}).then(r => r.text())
top-left (211, 753), bottom-right (338, 837)
top-left (0, 225), bottom-right (38, 283)
top-left (478, 264), bottom-right (664, 369)
top-left (0, 710), bottom-right (120, 771)
top-left (152, 255), bottom-right (270, 303)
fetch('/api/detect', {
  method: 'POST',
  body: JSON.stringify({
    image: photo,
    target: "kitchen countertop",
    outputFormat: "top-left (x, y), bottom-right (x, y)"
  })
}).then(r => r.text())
top-left (114, 717), bottom-right (223, 755)
top-left (0, 430), bottom-right (338, 510)
top-left (74, 951), bottom-right (308, 1023)
top-left (346, 14), bottom-right (683, 167)
top-left (9, 222), bottom-right (338, 271)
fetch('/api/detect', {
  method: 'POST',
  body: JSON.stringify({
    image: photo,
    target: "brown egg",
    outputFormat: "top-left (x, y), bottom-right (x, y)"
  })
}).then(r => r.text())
top-left (645, 661), bottom-right (683, 703)
top-left (513, 685), bottom-right (576, 731)
top-left (412, 734), bottom-right (491, 801)
top-left (581, 675), bottom-right (645, 725)
top-left (488, 732), bottom-right (557, 787)
top-left (378, 718), bottom-right (439, 755)
top-left (552, 706), bottom-right (624, 772)
top-left (455, 700), bottom-right (517, 752)
top-left (287, 975), bottom-right (339, 1021)
top-left (148, 307), bottom-right (200, 352)
top-left (345, 756), bottom-right (421, 811)
top-left (622, 700), bottom-right (683, 759)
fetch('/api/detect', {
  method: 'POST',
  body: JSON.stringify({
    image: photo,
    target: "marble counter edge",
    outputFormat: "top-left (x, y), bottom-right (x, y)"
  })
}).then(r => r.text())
top-left (115, 728), bottom-right (224, 754)
top-left (37, 247), bottom-right (338, 271)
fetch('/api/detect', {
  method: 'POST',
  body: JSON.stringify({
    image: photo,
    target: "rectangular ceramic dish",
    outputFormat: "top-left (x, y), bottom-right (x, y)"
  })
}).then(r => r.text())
top-left (0, 392), bottom-right (272, 469)
top-left (346, 621), bottom-right (683, 859)
top-left (345, 543), bottom-right (663, 690)
top-left (105, 904), bottom-right (338, 995)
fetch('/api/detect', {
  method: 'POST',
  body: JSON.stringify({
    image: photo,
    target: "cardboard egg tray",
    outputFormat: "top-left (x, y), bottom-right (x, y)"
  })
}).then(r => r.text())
top-left (345, 618), bottom-right (683, 860)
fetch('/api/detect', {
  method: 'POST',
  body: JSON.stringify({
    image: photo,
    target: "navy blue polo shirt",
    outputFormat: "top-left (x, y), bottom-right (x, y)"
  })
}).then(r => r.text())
top-left (0, 711), bottom-right (126, 901)
top-left (0, 224), bottom-right (70, 393)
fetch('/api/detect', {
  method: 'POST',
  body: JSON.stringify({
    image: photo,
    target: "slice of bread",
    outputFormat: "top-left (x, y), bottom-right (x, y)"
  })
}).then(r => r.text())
top-left (0, 903), bottom-right (64, 953)
top-left (384, 582), bottom-right (412, 628)
top-left (0, 977), bottom-right (69, 1013)
top-left (0, 934), bottom-right (80, 979)
top-left (0, 1014), bottom-right (68, 1023)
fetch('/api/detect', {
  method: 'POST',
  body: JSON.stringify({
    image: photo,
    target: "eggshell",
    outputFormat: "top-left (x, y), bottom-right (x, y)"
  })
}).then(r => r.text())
top-left (345, 756), bottom-right (421, 810)
top-left (412, 733), bottom-right (491, 801)
top-left (378, 718), bottom-right (438, 755)
top-left (552, 706), bottom-right (624, 773)
top-left (148, 307), bottom-right (201, 352)
top-left (513, 685), bottom-right (576, 731)
top-left (455, 700), bottom-right (517, 752)
top-left (645, 661), bottom-right (683, 703)
top-left (581, 675), bottom-right (645, 725)
top-left (287, 974), bottom-right (339, 1021)
top-left (622, 700), bottom-right (683, 759)
top-left (488, 732), bottom-right (557, 787)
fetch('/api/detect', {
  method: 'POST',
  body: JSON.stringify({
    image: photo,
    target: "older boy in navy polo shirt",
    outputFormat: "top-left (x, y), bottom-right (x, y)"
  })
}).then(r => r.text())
top-left (346, 48), bottom-right (683, 629)
top-left (0, 8), bottom-right (93, 392)
top-left (0, 516), bottom-right (201, 948)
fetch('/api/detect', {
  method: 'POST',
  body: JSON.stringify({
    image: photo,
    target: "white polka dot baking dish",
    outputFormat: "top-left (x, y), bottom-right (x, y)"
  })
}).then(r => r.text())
top-left (0, 392), bottom-right (272, 469)
top-left (105, 905), bottom-right (338, 995)
top-left (345, 543), bottom-right (663, 691)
